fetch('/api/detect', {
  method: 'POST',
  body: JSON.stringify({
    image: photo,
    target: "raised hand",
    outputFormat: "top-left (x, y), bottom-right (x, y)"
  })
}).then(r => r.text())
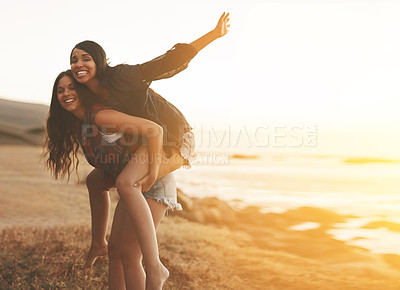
top-left (189, 12), bottom-right (230, 52)
top-left (214, 12), bottom-right (230, 38)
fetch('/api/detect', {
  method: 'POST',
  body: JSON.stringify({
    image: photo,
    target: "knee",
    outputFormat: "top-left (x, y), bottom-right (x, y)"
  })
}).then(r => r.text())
top-left (115, 175), bottom-right (134, 193)
top-left (86, 169), bottom-right (104, 192)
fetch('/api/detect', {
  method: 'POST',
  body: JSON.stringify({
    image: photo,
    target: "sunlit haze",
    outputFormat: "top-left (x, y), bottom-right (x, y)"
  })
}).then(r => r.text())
top-left (1, 0), bottom-right (399, 158)
top-left (3, 2), bottom-right (400, 286)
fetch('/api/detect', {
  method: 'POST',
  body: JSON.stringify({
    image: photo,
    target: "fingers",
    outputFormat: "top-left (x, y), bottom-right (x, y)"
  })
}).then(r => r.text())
top-left (220, 12), bottom-right (230, 22)
top-left (222, 12), bottom-right (230, 26)
top-left (133, 175), bottom-right (156, 192)
top-left (133, 175), bottom-right (147, 187)
top-left (223, 12), bottom-right (230, 23)
top-left (134, 180), bottom-right (149, 192)
top-left (219, 12), bottom-right (225, 21)
top-left (133, 177), bottom-right (151, 192)
top-left (142, 181), bottom-right (151, 193)
top-left (143, 178), bottom-right (157, 192)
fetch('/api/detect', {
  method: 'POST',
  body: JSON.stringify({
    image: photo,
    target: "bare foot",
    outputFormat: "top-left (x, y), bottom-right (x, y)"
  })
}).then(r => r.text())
top-left (145, 262), bottom-right (169, 290)
top-left (84, 245), bottom-right (108, 268)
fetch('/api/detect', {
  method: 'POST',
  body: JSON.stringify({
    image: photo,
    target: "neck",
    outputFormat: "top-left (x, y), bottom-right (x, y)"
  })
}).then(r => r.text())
top-left (72, 106), bottom-right (85, 120)
top-left (85, 78), bottom-right (109, 103)
top-left (85, 77), bottom-right (101, 94)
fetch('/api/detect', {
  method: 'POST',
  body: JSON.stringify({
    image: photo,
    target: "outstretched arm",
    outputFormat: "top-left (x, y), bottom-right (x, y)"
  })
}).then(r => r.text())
top-left (136, 12), bottom-right (230, 84)
top-left (190, 12), bottom-right (230, 52)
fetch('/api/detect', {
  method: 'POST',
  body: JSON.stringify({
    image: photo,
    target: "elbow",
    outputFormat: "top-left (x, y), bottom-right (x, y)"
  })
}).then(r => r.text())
top-left (147, 124), bottom-right (163, 140)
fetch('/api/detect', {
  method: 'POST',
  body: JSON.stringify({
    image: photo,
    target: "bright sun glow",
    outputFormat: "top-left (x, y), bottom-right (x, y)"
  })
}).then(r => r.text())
top-left (0, 0), bottom-right (399, 158)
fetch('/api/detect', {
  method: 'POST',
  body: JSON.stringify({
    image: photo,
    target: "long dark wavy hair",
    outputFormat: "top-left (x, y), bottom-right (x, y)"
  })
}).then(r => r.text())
top-left (44, 70), bottom-right (82, 180)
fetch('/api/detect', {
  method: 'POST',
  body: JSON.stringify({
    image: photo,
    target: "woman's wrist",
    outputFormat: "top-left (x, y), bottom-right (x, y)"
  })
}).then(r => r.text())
top-left (149, 168), bottom-right (157, 176)
top-left (210, 28), bottom-right (220, 40)
top-left (149, 162), bottom-right (160, 177)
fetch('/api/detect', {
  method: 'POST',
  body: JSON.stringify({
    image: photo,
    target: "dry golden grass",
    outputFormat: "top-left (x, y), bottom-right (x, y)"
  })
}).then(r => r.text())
top-left (2, 145), bottom-right (400, 289)
top-left (2, 216), bottom-right (400, 289)
top-left (0, 226), bottom-right (107, 289)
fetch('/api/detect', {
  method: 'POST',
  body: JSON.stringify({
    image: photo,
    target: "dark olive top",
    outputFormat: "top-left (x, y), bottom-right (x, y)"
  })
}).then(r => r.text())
top-left (104, 43), bottom-right (198, 154)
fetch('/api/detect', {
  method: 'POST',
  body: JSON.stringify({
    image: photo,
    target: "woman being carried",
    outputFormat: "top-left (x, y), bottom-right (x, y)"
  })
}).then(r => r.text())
top-left (72, 11), bottom-right (230, 260)
top-left (70, 12), bottom-right (230, 191)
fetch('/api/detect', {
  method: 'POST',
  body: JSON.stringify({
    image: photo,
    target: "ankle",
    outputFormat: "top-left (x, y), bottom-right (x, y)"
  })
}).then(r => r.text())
top-left (145, 260), bottom-right (169, 275)
top-left (90, 240), bottom-right (108, 250)
top-left (145, 262), bottom-right (169, 289)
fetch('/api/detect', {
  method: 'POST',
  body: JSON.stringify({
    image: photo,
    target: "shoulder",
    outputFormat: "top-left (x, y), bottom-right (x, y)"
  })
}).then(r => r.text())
top-left (108, 64), bottom-right (141, 79)
top-left (106, 64), bottom-right (146, 90)
top-left (85, 104), bottom-right (111, 120)
top-left (92, 103), bottom-right (109, 112)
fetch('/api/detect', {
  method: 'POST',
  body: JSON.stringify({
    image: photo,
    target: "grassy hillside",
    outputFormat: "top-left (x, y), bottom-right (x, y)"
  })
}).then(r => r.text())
top-left (0, 98), bottom-right (48, 145)
top-left (5, 217), bottom-right (400, 290)
top-left (2, 146), bottom-right (400, 289)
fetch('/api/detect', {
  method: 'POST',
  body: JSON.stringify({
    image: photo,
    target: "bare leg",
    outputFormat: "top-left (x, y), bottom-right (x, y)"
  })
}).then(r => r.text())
top-left (121, 198), bottom-right (167, 289)
top-left (115, 146), bottom-right (173, 290)
top-left (157, 147), bottom-right (185, 179)
top-left (108, 199), bottom-right (168, 290)
top-left (108, 201), bottom-right (128, 290)
top-left (84, 168), bottom-right (110, 267)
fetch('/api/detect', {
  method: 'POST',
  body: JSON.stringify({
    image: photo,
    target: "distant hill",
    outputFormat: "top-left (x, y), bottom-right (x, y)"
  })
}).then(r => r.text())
top-left (0, 98), bottom-right (49, 145)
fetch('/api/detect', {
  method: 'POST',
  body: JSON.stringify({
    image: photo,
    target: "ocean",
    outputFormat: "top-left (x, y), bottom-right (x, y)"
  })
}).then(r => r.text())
top-left (173, 152), bottom-right (400, 255)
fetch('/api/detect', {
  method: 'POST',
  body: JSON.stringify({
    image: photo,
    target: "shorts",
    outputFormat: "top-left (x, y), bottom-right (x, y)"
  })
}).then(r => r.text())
top-left (103, 172), bottom-right (181, 211)
top-left (143, 172), bottom-right (182, 211)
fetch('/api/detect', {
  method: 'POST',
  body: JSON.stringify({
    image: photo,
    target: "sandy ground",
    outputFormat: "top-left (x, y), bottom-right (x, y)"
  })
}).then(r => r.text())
top-left (2, 145), bottom-right (400, 289)
top-left (0, 145), bottom-right (95, 228)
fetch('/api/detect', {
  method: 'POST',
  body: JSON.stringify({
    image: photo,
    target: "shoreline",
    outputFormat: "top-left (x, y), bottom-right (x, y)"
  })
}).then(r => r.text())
top-left (2, 145), bottom-right (400, 288)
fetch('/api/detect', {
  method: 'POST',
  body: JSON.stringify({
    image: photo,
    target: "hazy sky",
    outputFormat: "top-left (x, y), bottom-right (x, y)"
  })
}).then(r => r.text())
top-left (1, 0), bottom-right (399, 157)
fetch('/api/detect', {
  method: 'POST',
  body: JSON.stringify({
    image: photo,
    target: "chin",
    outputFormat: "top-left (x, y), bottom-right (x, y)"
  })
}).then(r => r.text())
top-left (75, 78), bottom-right (87, 84)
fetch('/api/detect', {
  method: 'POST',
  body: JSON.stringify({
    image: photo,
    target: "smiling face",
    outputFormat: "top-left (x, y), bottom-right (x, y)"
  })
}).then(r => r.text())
top-left (70, 48), bottom-right (97, 85)
top-left (56, 75), bottom-right (83, 118)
